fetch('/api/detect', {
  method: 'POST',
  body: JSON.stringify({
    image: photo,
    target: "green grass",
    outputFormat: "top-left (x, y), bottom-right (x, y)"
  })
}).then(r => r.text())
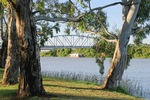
top-left (0, 68), bottom-right (143, 100)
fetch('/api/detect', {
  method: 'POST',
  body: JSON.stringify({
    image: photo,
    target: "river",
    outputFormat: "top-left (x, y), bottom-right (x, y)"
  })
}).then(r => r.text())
top-left (41, 57), bottom-right (150, 98)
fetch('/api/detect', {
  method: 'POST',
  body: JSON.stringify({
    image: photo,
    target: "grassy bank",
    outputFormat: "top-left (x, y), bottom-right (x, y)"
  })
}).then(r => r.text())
top-left (0, 68), bottom-right (143, 100)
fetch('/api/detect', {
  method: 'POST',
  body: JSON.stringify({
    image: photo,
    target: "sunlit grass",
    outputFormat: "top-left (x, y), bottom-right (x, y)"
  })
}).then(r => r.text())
top-left (0, 68), bottom-right (144, 99)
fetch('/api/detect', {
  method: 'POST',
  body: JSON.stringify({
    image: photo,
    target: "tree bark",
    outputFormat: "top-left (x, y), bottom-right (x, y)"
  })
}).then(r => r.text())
top-left (2, 2), bottom-right (19, 85)
top-left (10, 0), bottom-right (46, 97)
top-left (100, 0), bottom-right (141, 89)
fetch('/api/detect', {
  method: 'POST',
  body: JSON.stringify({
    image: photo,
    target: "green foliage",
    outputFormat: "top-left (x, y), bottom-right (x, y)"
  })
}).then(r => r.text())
top-left (0, 0), bottom-right (6, 6)
top-left (68, 10), bottom-right (107, 33)
top-left (41, 48), bottom-right (71, 57)
top-left (40, 50), bottom-right (57, 57)
top-left (128, 44), bottom-right (150, 58)
top-left (64, 28), bottom-right (70, 35)
top-left (40, 43), bottom-right (150, 59)
top-left (96, 57), bottom-right (105, 75)
top-left (93, 39), bottom-right (115, 58)
top-left (56, 48), bottom-right (71, 57)
top-left (0, 1), bottom-right (5, 15)
top-left (37, 23), bottom-right (60, 47)
top-left (132, 0), bottom-right (150, 45)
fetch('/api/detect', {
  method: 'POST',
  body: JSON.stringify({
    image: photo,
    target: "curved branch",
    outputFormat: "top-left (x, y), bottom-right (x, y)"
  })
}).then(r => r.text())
top-left (100, 35), bottom-right (117, 43)
top-left (91, 2), bottom-right (123, 11)
top-left (32, 10), bottom-right (40, 15)
top-left (68, 0), bottom-right (80, 14)
top-left (99, 20), bottom-right (117, 39)
top-left (91, 1), bottom-right (139, 12)
top-left (35, 14), bottom-right (85, 22)
top-left (85, 30), bottom-right (117, 43)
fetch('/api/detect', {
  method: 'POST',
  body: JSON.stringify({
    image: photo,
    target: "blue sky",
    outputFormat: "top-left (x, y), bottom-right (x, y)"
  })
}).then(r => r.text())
top-left (90, 0), bottom-right (122, 29)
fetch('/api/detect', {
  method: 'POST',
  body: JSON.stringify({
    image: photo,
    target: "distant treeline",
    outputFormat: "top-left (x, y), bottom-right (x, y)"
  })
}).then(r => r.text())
top-left (40, 44), bottom-right (150, 58)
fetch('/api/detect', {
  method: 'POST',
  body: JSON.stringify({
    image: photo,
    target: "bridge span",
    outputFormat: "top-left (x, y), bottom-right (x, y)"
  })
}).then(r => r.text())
top-left (41, 35), bottom-right (98, 50)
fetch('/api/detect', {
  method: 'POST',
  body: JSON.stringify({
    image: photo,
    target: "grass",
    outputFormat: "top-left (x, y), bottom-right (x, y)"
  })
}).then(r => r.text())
top-left (0, 68), bottom-right (144, 100)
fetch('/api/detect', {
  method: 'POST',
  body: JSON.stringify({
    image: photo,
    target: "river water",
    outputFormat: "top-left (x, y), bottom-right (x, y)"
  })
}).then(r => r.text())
top-left (41, 57), bottom-right (150, 98)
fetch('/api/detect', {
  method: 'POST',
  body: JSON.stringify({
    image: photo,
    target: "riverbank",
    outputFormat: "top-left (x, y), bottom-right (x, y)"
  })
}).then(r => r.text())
top-left (40, 44), bottom-right (150, 58)
top-left (0, 68), bottom-right (143, 100)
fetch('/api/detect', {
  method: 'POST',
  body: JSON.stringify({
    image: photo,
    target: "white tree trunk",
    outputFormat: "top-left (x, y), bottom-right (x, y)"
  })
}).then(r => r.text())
top-left (101, 0), bottom-right (141, 89)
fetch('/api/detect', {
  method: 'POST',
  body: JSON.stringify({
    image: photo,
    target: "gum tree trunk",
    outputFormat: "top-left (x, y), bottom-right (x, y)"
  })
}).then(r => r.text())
top-left (9, 0), bottom-right (45, 97)
top-left (2, 2), bottom-right (19, 85)
top-left (101, 0), bottom-right (141, 89)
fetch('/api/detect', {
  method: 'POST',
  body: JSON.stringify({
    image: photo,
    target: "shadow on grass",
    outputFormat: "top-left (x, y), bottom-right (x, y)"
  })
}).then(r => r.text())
top-left (44, 84), bottom-right (129, 95)
top-left (0, 89), bottom-right (17, 99)
top-left (0, 89), bottom-right (136, 100)
top-left (44, 92), bottom-right (130, 100)
top-left (44, 84), bottom-right (99, 90)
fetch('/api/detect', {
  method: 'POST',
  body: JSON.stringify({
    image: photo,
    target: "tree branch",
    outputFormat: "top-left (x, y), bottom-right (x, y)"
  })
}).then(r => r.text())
top-left (100, 35), bottom-right (117, 43)
top-left (35, 1), bottom-right (133, 22)
top-left (91, 2), bottom-right (123, 11)
top-left (35, 13), bottom-right (85, 22)
top-left (96, 17), bottom-right (117, 39)
top-left (68, 0), bottom-right (80, 14)
top-left (89, 1), bottom-right (140, 12)
top-left (85, 30), bottom-right (117, 43)
top-left (32, 10), bottom-right (41, 15)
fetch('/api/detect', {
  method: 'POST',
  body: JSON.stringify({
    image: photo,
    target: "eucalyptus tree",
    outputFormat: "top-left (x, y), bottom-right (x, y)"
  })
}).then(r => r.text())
top-left (1, 0), bottom-right (60, 87)
top-left (72, 0), bottom-right (149, 89)
top-left (1, 0), bottom-right (46, 97)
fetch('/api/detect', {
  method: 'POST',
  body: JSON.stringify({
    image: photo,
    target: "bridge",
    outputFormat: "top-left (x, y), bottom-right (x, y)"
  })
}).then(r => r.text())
top-left (41, 35), bottom-right (98, 50)
top-left (0, 35), bottom-right (99, 50)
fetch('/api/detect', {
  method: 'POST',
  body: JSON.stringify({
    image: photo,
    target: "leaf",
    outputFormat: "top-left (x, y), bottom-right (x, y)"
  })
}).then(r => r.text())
top-left (64, 28), bottom-right (70, 35)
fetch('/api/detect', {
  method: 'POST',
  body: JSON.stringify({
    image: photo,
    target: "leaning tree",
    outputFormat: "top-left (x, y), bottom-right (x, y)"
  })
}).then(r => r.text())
top-left (69, 0), bottom-right (149, 89)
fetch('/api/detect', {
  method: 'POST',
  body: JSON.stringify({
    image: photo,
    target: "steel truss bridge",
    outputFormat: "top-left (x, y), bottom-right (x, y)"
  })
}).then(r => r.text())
top-left (41, 35), bottom-right (98, 50)
top-left (0, 35), bottom-right (99, 50)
